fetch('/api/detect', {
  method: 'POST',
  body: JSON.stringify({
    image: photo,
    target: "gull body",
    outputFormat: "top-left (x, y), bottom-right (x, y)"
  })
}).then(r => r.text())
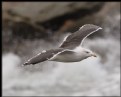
top-left (23, 24), bottom-right (102, 66)
top-left (50, 47), bottom-right (96, 62)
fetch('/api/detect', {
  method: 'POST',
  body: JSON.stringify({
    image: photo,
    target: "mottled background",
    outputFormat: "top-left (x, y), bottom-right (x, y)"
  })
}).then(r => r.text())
top-left (2, 2), bottom-right (120, 96)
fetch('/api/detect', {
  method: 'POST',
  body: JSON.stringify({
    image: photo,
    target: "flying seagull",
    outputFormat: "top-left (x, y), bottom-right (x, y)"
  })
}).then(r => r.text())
top-left (23, 24), bottom-right (102, 66)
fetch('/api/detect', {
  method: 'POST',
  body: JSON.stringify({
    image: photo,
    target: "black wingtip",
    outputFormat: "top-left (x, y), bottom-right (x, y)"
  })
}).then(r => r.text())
top-left (22, 62), bottom-right (30, 66)
top-left (22, 61), bottom-right (35, 66)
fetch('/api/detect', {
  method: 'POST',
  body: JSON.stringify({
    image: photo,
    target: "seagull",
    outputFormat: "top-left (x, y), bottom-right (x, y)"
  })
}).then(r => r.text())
top-left (23, 24), bottom-right (102, 66)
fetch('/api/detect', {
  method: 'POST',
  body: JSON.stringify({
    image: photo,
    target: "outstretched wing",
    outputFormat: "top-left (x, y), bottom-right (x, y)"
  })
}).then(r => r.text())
top-left (59, 24), bottom-right (102, 49)
top-left (23, 48), bottom-right (64, 65)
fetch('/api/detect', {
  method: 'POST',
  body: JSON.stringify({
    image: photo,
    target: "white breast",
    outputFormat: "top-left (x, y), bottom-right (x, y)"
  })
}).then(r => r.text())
top-left (73, 46), bottom-right (84, 53)
top-left (51, 51), bottom-right (85, 62)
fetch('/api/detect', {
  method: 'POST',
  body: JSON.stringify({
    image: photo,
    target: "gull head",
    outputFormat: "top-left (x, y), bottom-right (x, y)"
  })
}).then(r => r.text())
top-left (82, 48), bottom-right (97, 58)
top-left (74, 46), bottom-right (97, 59)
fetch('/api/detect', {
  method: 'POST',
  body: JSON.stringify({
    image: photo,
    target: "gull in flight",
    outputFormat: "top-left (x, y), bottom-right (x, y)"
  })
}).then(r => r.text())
top-left (23, 24), bottom-right (102, 66)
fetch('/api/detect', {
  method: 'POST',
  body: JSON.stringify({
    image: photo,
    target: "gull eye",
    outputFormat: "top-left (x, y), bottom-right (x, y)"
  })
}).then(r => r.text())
top-left (85, 51), bottom-right (90, 53)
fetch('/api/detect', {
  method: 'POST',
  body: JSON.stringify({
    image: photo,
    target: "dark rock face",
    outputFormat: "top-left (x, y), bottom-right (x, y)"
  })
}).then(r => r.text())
top-left (2, 2), bottom-right (104, 22)
top-left (2, 2), bottom-right (104, 39)
top-left (2, 2), bottom-right (120, 55)
top-left (12, 22), bottom-right (47, 39)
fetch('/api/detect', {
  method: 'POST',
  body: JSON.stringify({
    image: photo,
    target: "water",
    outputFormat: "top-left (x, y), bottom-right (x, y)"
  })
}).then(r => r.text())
top-left (2, 36), bottom-right (120, 96)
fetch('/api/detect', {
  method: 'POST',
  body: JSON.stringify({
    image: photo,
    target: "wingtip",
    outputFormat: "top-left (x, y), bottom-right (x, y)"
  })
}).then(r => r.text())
top-left (98, 27), bottom-right (103, 30)
top-left (22, 62), bottom-right (30, 66)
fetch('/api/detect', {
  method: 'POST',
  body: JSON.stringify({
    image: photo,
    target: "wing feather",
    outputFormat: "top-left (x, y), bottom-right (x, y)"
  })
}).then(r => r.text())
top-left (23, 48), bottom-right (64, 65)
top-left (59, 24), bottom-right (102, 49)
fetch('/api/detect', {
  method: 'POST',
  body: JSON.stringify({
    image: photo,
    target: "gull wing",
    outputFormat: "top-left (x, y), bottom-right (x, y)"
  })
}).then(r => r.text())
top-left (23, 48), bottom-right (64, 65)
top-left (59, 24), bottom-right (102, 49)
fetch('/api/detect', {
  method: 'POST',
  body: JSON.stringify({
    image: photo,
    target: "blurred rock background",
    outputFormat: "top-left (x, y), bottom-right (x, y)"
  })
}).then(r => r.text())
top-left (2, 2), bottom-right (120, 96)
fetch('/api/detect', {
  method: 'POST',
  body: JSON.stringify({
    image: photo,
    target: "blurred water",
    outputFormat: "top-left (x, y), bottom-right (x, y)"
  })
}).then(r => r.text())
top-left (2, 36), bottom-right (120, 96)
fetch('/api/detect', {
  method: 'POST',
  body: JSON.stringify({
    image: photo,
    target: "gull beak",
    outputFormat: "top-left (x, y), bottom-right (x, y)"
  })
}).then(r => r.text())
top-left (91, 53), bottom-right (97, 57)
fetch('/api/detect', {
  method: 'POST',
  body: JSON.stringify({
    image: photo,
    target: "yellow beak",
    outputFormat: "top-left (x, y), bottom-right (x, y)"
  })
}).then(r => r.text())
top-left (91, 53), bottom-right (97, 57)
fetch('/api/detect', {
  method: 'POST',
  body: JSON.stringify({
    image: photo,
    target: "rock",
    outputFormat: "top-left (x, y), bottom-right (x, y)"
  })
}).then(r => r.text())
top-left (2, 2), bottom-right (104, 22)
top-left (2, 2), bottom-right (120, 55)
top-left (54, 2), bottom-right (120, 39)
top-left (2, 2), bottom-right (104, 42)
